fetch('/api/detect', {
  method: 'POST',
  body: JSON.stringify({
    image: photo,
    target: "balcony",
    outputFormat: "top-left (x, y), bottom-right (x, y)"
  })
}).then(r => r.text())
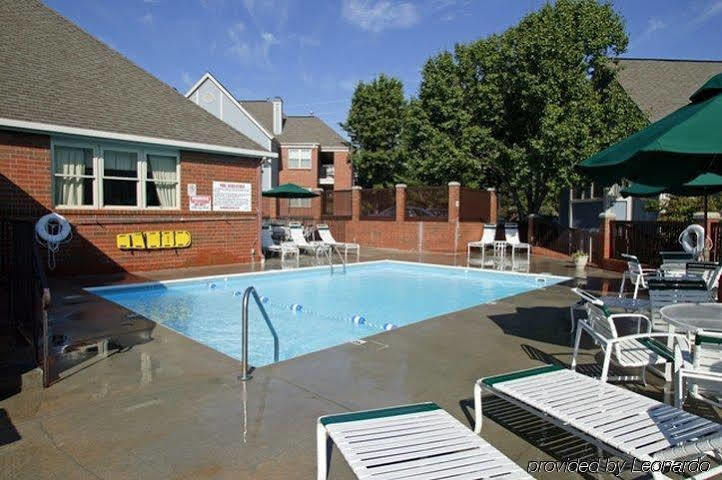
top-left (319, 164), bottom-right (335, 185)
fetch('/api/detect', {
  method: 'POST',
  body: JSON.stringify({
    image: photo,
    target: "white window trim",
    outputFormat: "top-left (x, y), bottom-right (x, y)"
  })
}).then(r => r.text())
top-left (51, 137), bottom-right (180, 210)
top-left (570, 183), bottom-right (603, 203)
top-left (289, 197), bottom-right (312, 208)
top-left (288, 148), bottom-right (312, 170)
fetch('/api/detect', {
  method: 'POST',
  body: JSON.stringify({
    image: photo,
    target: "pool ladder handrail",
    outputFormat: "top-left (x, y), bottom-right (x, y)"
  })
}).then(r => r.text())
top-left (240, 286), bottom-right (279, 381)
top-left (323, 244), bottom-right (346, 275)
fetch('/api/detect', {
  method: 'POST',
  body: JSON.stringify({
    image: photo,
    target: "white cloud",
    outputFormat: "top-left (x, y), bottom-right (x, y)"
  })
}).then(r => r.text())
top-left (339, 78), bottom-right (359, 91)
top-left (642, 17), bottom-right (666, 37)
top-left (342, 0), bottom-right (420, 32)
top-left (140, 12), bottom-right (153, 25)
top-left (181, 72), bottom-right (193, 86)
top-left (691, 0), bottom-right (722, 26)
top-left (227, 22), bottom-right (251, 60)
top-left (226, 23), bottom-right (279, 66)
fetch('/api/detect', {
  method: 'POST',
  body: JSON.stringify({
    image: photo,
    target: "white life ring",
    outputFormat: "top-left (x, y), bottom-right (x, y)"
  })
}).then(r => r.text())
top-left (35, 213), bottom-right (71, 244)
top-left (679, 224), bottom-right (705, 257)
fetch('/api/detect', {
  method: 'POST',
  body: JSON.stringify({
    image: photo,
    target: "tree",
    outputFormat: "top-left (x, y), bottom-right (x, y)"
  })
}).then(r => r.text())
top-left (644, 194), bottom-right (722, 222)
top-left (402, 0), bottom-right (647, 216)
top-left (340, 75), bottom-right (406, 187)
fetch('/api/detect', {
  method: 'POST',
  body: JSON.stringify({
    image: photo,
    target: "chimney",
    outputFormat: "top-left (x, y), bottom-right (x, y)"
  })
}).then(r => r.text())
top-left (271, 97), bottom-right (283, 135)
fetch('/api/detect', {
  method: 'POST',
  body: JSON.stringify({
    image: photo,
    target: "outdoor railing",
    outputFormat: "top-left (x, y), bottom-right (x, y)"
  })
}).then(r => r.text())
top-left (459, 187), bottom-right (487, 222)
top-left (404, 186), bottom-right (448, 221)
top-left (360, 188), bottom-right (395, 220)
top-left (712, 222), bottom-right (721, 263)
top-left (321, 189), bottom-right (352, 219)
top-left (610, 221), bottom-right (689, 266)
top-left (533, 218), bottom-right (602, 264)
top-left (277, 198), bottom-right (314, 219)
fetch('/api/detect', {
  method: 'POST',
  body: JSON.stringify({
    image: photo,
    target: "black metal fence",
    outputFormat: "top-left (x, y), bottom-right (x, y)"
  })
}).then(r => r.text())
top-left (321, 189), bottom-right (352, 219)
top-left (404, 186), bottom-right (448, 221)
top-left (610, 221), bottom-right (689, 266)
top-left (360, 188), bottom-right (395, 220)
top-left (713, 222), bottom-right (721, 263)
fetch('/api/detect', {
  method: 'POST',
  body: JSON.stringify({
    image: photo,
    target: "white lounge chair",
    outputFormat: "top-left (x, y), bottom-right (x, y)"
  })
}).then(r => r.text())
top-left (675, 330), bottom-right (722, 409)
top-left (317, 402), bottom-right (533, 480)
top-left (504, 222), bottom-right (530, 271)
top-left (475, 366), bottom-right (722, 480)
top-left (571, 300), bottom-right (687, 383)
top-left (619, 253), bottom-right (659, 299)
top-left (316, 224), bottom-right (360, 262)
top-left (467, 224), bottom-right (497, 268)
top-left (685, 262), bottom-right (722, 299)
top-left (289, 222), bottom-right (330, 259)
top-left (261, 225), bottom-right (299, 267)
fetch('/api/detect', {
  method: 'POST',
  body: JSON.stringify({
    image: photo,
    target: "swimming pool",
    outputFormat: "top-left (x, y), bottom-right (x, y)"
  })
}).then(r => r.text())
top-left (87, 261), bottom-right (567, 367)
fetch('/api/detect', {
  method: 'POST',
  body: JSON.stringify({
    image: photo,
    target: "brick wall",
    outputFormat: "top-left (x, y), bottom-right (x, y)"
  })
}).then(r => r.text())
top-left (277, 146), bottom-right (318, 191)
top-left (332, 150), bottom-right (352, 190)
top-left (0, 129), bottom-right (262, 275)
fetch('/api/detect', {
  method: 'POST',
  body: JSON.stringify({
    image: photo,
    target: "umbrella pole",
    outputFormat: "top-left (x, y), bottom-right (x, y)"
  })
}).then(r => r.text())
top-left (704, 193), bottom-right (709, 260)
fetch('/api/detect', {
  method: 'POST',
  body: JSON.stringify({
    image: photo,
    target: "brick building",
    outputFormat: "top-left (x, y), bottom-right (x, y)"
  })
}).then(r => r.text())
top-left (185, 73), bottom-right (353, 215)
top-left (0, 0), bottom-right (275, 275)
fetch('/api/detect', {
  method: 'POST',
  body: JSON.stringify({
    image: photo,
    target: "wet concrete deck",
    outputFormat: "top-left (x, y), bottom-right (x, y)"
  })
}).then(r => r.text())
top-left (0, 249), bottom-right (709, 479)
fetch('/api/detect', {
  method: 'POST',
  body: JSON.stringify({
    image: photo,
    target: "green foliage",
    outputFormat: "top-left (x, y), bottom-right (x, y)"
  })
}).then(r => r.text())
top-left (644, 194), bottom-right (722, 222)
top-left (340, 74), bottom-right (406, 187)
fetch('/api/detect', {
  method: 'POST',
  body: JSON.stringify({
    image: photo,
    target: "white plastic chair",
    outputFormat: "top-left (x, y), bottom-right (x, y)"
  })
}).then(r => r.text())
top-left (261, 225), bottom-right (299, 267)
top-left (571, 301), bottom-right (688, 383)
top-left (316, 224), bottom-right (359, 262)
top-left (504, 222), bottom-right (530, 271)
top-left (569, 287), bottom-right (649, 336)
top-left (619, 253), bottom-right (658, 299)
top-left (675, 329), bottom-right (722, 408)
top-left (467, 224), bottom-right (497, 268)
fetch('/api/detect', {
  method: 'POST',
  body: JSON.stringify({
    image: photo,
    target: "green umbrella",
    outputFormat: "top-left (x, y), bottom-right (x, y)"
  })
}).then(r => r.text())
top-left (261, 183), bottom-right (319, 198)
top-left (579, 73), bottom-right (722, 187)
top-left (621, 172), bottom-right (722, 234)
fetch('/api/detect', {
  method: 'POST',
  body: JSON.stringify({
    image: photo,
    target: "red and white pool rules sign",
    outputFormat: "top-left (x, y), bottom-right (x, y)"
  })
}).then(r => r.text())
top-left (212, 181), bottom-right (252, 212)
top-left (188, 195), bottom-right (211, 211)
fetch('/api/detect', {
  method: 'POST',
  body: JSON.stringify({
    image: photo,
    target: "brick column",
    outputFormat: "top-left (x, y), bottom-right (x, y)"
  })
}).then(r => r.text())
top-left (486, 188), bottom-right (497, 224)
top-left (527, 214), bottom-right (536, 245)
top-left (447, 182), bottom-right (460, 223)
top-left (311, 188), bottom-right (323, 221)
top-left (395, 184), bottom-right (406, 223)
top-left (351, 186), bottom-right (362, 222)
top-left (599, 211), bottom-right (616, 264)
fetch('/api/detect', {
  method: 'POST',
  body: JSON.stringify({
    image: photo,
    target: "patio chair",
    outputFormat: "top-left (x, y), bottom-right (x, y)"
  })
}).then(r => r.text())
top-left (685, 262), bottom-right (722, 297)
top-left (467, 224), bottom-right (497, 268)
top-left (649, 278), bottom-right (712, 332)
top-left (504, 222), bottom-right (530, 270)
top-left (571, 300), bottom-right (688, 383)
top-left (569, 287), bottom-right (649, 335)
top-left (261, 225), bottom-right (299, 267)
top-left (289, 222), bottom-right (330, 259)
top-left (659, 251), bottom-right (695, 277)
top-left (317, 402), bottom-right (533, 480)
top-left (474, 365), bottom-right (722, 480)
top-left (619, 253), bottom-right (659, 299)
top-left (316, 224), bottom-right (360, 262)
top-left (674, 330), bottom-right (722, 409)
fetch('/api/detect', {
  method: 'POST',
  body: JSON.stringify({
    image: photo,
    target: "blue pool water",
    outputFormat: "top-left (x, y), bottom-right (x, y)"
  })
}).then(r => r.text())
top-left (87, 261), bottom-right (566, 367)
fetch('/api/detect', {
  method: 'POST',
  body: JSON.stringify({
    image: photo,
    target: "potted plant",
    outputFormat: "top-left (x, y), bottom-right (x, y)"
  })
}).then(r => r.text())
top-left (572, 250), bottom-right (588, 270)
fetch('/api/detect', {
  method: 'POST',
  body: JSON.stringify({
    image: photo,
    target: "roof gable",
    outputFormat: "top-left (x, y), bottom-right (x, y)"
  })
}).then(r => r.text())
top-left (0, 0), bottom-right (271, 156)
top-left (276, 116), bottom-right (348, 147)
top-left (616, 58), bottom-right (722, 122)
top-left (239, 101), bottom-right (275, 134)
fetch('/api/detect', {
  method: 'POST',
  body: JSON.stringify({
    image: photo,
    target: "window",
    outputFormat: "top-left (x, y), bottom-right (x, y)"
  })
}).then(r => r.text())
top-left (288, 148), bottom-right (311, 169)
top-left (103, 149), bottom-right (139, 206)
top-left (53, 146), bottom-right (95, 207)
top-left (571, 183), bottom-right (602, 201)
top-left (290, 197), bottom-right (312, 208)
top-left (52, 140), bottom-right (179, 209)
top-left (146, 154), bottom-right (178, 208)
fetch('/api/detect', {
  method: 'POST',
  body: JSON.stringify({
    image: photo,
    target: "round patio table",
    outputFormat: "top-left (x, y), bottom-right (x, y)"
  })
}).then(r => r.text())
top-left (660, 303), bottom-right (722, 334)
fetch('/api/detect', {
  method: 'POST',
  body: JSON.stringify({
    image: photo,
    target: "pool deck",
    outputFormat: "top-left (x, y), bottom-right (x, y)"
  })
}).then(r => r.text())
top-left (0, 249), bottom-right (716, 479)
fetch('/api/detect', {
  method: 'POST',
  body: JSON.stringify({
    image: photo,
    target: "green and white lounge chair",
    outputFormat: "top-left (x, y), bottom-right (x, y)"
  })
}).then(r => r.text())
top-left (317, 402), bottom-right (533, 480)
top-left (675, 330), bottom-right (722, 409)
top-left (475, 366), bottom-right (722, 480)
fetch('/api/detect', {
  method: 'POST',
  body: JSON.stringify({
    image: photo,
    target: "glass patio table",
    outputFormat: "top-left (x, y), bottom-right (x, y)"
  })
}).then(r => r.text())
top-left (660, 303), bottom-right (722, 334)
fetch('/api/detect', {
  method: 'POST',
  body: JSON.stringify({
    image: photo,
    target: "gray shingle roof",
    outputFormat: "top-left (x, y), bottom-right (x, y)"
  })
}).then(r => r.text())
top-left (0, 0), bottom-right (268, 153)
top-left (239, 101), bottom-right (274, 134)
top-left (276, 116), bottom-right (348, 147)
top-left (616, 58), bottom-right (722, 122)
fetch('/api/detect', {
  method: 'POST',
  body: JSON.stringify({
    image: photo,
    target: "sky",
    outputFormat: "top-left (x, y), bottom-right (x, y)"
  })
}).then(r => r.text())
top-left (45, 0), bottom-right (722, 138)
